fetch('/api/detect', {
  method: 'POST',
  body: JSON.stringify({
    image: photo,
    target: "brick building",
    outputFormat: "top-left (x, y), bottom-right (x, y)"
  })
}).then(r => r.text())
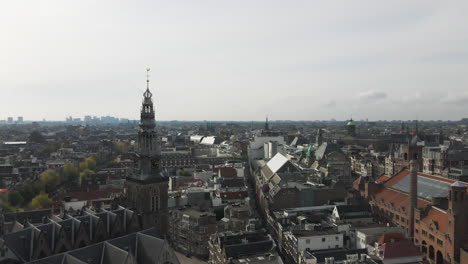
top-left (354, 163), bottom-right (468, 263)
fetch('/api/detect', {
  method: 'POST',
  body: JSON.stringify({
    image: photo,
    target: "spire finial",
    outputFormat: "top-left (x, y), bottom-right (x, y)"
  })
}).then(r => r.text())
top-left (146, 68), bottom-right (150, 89)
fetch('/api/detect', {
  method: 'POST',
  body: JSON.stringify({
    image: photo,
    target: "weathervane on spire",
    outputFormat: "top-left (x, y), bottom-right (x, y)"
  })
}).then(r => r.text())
top-left (143, 68), bottom-right (153, 98)
top-left (146, 68), bottom-right (150, 89)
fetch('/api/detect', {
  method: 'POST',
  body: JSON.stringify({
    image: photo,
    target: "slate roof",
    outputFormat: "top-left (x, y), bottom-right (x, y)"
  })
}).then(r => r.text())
top-left (4, 209), bottom-right (52, 224)
top-left (26, 228), bottom-right (180, 264)
top-left (4, 207), bottom-right (140, 263)
top-left (3, 228), bottom-right (34, 262)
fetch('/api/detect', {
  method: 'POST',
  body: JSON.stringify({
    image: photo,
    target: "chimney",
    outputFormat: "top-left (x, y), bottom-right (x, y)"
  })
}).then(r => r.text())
top-left (409, 159), bottom-right (418, 240)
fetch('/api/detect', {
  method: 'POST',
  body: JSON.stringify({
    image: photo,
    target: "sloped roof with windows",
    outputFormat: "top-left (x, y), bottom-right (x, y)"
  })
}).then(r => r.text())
top-left (384, 170), bottom-right (468, 200)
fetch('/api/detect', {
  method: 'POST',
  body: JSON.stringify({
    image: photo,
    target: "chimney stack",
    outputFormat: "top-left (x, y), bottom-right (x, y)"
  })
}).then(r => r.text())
top-left (409, 159), bottom-right (418, 240)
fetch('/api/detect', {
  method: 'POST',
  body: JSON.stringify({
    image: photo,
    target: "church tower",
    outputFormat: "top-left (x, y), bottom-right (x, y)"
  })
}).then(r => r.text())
top-left (126, 69), bottom-right (168, 236)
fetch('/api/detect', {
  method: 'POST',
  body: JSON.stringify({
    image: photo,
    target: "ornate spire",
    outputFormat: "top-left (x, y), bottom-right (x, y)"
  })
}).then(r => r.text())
top-left (143, 68), bottom-right (152, 98)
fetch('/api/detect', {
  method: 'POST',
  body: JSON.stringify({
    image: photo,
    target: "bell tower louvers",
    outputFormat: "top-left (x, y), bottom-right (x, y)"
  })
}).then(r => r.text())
top-left (137, 74), bottom-right (161, 179)
top-left (126, 69), bottom-right (168, 236)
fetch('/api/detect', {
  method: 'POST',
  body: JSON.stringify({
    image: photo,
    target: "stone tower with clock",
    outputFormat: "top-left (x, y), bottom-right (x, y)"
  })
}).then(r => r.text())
top-left (126, 69), bottom-right (168, 236)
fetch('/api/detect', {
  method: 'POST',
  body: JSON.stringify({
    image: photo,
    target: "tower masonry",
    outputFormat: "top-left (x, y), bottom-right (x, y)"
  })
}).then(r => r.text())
top-left (126, 69), bottom-right (168, 236)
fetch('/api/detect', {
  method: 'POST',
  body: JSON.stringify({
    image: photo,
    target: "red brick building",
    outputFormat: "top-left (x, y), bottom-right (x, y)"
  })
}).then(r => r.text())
top-left (354, 168), bottom-right (468, 263)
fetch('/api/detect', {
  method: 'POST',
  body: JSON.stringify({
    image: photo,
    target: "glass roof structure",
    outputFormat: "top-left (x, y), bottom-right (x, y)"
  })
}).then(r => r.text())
top-left (392, 175), bottom-right (449, 199)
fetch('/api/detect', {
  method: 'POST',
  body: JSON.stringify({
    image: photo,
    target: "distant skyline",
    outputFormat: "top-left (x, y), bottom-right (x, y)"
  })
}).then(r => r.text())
top-left (2, 1), bottom-right (468, 121)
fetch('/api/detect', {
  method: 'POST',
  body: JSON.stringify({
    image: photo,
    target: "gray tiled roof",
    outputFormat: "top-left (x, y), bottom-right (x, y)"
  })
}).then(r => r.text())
top-left (26, 228), bottom-right (180, 264)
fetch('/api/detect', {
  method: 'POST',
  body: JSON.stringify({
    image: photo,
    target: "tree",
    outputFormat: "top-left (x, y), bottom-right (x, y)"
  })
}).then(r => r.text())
top-left (85, 157), bottom-right (96, 171)
top-left (39, 169), bottom-right (60, 193)
top-left (8, 190), bottom-right (23, 207)
top-left (79, 169), bottom-right (95, 184)
top-left (112, 141), bottom-right (130, 158)
top-left (29, 131), bottom-right (45, 143)
top-left (41, 141), bottom-right (65, 158)
top-left (32, 182), bottom-right (45, 194)
top-left (79, 161), bottom-right (88, 171)
top-left (30, 192), bottom-right (52, 209)
top-left (19, 184), bottom-right (37, 204)
top-left (64, 162), bottom-right (79, 184)
top-left (0, 200), bottom-right (14, 213)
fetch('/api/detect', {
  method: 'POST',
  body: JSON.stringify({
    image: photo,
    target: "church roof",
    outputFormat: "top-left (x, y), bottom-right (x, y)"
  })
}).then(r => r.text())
top-left (27, 228), bottom-right (179, 264)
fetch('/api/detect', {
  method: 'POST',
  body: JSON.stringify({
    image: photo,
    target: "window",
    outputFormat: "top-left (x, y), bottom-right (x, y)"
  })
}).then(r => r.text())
top-left (322, 238), bottom-right (326, 242)
top-left (151, 195), bottom-right (159, 212)
top-left (437, 239), bottom-right (443, 246)
top-left (306, 239), bottom-right (310, 244)
top-left (335, 236), bottom-right (339, 241)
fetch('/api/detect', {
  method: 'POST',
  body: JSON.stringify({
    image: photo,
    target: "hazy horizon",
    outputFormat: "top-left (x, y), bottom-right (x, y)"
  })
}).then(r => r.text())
top-left (2, 1), bottom-right (468, 121)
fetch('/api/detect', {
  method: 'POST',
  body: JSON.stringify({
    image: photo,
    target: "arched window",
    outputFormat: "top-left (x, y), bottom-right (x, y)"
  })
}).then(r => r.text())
top-left (429, 245), bottom-right (435, 260)
top-left (421, 241), bottom-right (427, 255)
top-left (436, 250), bottom-right (443, 264)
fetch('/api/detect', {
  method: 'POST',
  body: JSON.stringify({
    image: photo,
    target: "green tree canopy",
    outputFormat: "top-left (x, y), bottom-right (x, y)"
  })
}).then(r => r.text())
top-left (19, 184), bottom-right (36, 204)
top-left (41, 141), bottom-right (65, 158)
top-left (0, 200), bottom-right (14, 213)
top-left (64, 162), bottom-right (79, 184)
top-left (30, 192), bottom-right (52, 209)
top-left (79, 161), bottom-right (88, 171)
top-left (85, 157), bottom-right (96, 171)
top-left (78, 169), bottom-right (95, 185)
top-left (8, 190), bottom-right (23, 207)
top-left (112, 141), bottom-right (130, 156)
top-left (39, 169), bottom-right (60, 193)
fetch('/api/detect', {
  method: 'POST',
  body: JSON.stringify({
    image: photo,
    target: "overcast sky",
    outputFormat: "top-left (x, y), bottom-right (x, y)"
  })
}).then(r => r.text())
top-left (1, 1), bottom-right (468, 121)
